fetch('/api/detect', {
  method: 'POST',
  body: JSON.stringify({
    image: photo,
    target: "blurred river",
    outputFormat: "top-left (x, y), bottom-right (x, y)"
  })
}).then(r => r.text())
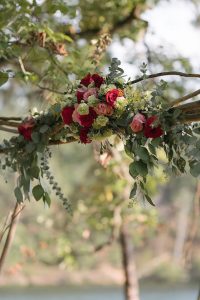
top-left (0, 285), bottom-right (198, 300)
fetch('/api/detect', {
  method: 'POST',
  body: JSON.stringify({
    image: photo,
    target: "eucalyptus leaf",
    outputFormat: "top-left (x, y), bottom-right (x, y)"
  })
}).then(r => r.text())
top-left (0, 71), bottom-right (8, 87)
top-left (14, 187), bottom-right (23, 203)
top-left (32, 184), bottom-right (44, 201)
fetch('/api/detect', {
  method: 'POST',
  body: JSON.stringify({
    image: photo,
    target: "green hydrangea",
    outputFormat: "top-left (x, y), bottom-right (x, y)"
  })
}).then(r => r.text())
top-left (87, 95), bottom-right (99, 107)
top-left (124, 86), bottom-right (150, 110)
top-left (99, 84), bottom-right (116, 96)
top-left (90, 129), bottom-right (113, 141)
top-left (77, 103), bottom-right (89, 115)
top-left (92, 116), bottom-right (109, 129)
top-left (115, 97), bottom-right (128, 110)
top-left (114, 77), bottom-right (125, 85)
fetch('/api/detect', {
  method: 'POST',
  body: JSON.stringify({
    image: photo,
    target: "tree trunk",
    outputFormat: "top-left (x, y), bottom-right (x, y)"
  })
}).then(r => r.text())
top-left (120, 222), bottom-right (140, 300)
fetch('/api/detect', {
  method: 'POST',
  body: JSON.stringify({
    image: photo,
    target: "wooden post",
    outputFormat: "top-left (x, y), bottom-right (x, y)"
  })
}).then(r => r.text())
top-left (0, 202), bottom-right (23, 275)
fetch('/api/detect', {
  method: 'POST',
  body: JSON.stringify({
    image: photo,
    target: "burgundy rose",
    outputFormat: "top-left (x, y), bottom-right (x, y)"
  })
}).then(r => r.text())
top-left (144, 116), bottom-right (163, 139)
top-left (79, 128), bottom-right (91, 144)
top-left (80, 73), bottom-right (104, 88)
top-left (91, 74), bottom-right (104, 88)
top-left (18, 118), bottom-right (35, 141)
top-left (106, 89), bottom-right (123, 107)
top-left (78, 107), bottom-right (97, 127)
top-left (80, 73), bottom-right (93, 87)
top-left (76, 87), bottom-right (87, 102)
top-left (130, 113), bottom-right (146, 133)
top-left (61, 106), bottom-right (74, 125)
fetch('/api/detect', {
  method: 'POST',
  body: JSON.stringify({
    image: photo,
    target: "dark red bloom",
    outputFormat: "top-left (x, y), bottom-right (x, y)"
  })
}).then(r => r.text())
top-left (78, 108), bottom-right (97, 127)
top-left (80, 73), bottom-right (93, 87)
top-left (91, 74), bottom-right (104, 88)
top-left (144, 116), bottom-right (163, 139)
top-left (79, 128), bottom-right (91, 144)
top-left (61, 106), bottom-right (75, 125)
top-left (18, 118), bottom-right (35, 141)
top-left (80, 73), bottom-right (104, 88)
top-left (106, 89), bottom-right (122, 107)
top-left (76, 88), bottom-right (86, 102)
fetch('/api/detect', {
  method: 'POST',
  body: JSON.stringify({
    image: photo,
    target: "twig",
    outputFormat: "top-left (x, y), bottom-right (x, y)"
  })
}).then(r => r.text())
top-left (36, 84), bottom-right (66, 95)
top-left (0, 126), bottom-right (18, 134)
top-left (0, 117), bottom-right (21, 121)
top-left (0, 121), bottom-right (20, 128)
top-left (130, 71), bottom-right (200, 85)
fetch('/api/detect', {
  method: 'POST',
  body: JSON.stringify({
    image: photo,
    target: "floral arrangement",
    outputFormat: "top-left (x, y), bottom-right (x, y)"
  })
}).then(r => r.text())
top-left (1, 58), bottom-right (200, 210)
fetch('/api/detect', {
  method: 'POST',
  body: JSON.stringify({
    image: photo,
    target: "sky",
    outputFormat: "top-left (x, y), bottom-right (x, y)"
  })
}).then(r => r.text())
top-left (110, 0), bottom-right (200, 78)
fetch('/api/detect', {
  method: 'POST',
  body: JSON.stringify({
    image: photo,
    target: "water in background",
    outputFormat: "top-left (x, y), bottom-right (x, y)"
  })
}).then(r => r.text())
top-left (0, 285), bottom-right (198, 300)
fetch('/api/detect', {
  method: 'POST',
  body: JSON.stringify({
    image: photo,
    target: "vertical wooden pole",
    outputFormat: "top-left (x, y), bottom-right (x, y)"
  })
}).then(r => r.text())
top-left (0, 202), bottom-right (23, 275)
top-left (120, 222), bottom-right (140, 300)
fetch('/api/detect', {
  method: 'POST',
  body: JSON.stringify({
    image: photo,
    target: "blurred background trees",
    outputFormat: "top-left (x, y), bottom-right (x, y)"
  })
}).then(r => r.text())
top-left (0, 0), bottom-right (199, 299)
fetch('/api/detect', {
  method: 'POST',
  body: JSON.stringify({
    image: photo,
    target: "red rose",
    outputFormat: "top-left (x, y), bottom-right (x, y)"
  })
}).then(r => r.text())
top-left (80, 73), bottom-right (93, 87)
top-left (61, 106), bottom-right (74, 125)
top-left (78, 107), bottom-right (97, 127)
top-left (144, 116), bottom-right (163, 139)
top-left (91, 74), bottom-right (104, 88)
top-left (130, 113), bottom-right (146, 133)
top-left (106, 89), bottom-right (122, 107)
top-left (80, 128), bottom-right (91, 144)
top-left (18, 118), bottom-right (35, 141)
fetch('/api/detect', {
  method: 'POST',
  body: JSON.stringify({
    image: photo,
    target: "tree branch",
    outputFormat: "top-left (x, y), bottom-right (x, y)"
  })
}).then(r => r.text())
top-left (171, 89), bottom-right (200, 107)
top-left (36, 84), bottom-right (66, 95)
top-left (130, 71), bottom-right (200, 85)
top-left (0, 126), bottom-right (18, 134)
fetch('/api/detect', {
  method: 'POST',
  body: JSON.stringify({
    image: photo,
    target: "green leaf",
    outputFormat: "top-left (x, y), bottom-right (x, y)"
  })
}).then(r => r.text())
top-left (129, 182), bottom-right (137, 199)
top-left (134, 160), bottom-right (148, 177)
top-left (37, 143), bottom-right (46, 153)
top-left (129, 162), bottom-right (139, 178)
top-left (32, 184), bottom-right (44, 201)
top-left (151, 137), bottom-right (162, 147)
top-left (14, 187), bottom-right (23, 203)
top-left (144, 194), bottom-right (155, 206)
top-left (0, 71), bottom-right (8, 87)
top-left (30, 166), bottom-right (40, 179)
top-left (43, 192), bottom-right (51, 207)
top-left (39, 125), bottom-right (49, 133)
top-left (190, 163), bottom-right (200, 177)
top-left (135, 147), bottom-right (150, 162)
top-left (25, 142), bottom-right (36, 153)
top-left (31, 132), bottom-right (40, 143)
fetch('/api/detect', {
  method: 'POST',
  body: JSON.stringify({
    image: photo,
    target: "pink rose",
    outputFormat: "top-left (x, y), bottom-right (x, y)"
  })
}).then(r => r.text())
top-left (83, 88), bottom-right (98, 101)
top-left (72, 104), bottom-right (80, 123)
top-left (130, 113), bottom-right (146, 133)
top-left (94, 103), bottom-right (113, 116)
